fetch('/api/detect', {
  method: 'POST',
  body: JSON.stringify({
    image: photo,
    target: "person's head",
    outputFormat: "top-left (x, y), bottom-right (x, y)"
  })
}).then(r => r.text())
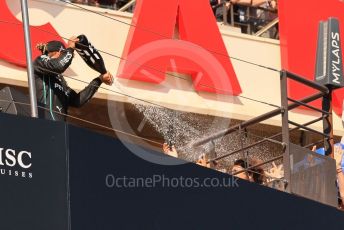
top-left (250, 167), bottom-right (266, 185)
top-left (269, 0), bottom-right (278, 8)
top-left (36, 41), bottom-right (65, 58)
top-left (231, 159), bottom-right (250, 180)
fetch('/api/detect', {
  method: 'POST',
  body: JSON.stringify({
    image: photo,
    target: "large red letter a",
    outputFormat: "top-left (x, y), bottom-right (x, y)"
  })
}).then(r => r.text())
top-left (117, 0), bottom-right (242, 95)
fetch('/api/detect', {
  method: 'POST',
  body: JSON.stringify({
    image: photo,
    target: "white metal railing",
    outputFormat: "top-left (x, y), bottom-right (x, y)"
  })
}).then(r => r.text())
top-left (118, 0), bottom-right (136, 12)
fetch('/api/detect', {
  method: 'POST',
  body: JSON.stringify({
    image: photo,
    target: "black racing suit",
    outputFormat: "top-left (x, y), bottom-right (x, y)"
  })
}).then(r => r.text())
top-left (33, 48), bottom-right (102, 121)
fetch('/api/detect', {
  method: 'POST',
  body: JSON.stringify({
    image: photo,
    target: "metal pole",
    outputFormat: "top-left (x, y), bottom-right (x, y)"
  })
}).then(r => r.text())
top-left (230, 4), bottom-right (234, 26)
top-left (118, 0), bottom-right (135, 12)
top-left (208, 117), bottom-right (323, 163)
top-left (286, 71), bottom-right (329, 94)
top-left (223, 1), bottom-right (228, 25)
top-left (193, 91), bottom-right (324, 147)
top-left (322, 89), bottom-right (334, 158)
top-left (280, 70), bottom-right (291, 193)
top-left (20, 0), bottom-right (38, 118)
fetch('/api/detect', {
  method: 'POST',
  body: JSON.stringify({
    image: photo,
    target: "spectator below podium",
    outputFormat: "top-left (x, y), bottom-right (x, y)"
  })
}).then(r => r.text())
top-left (334, 142), bottom-right (344, 210)
top-left (231, 159), bottom-right (251, 181)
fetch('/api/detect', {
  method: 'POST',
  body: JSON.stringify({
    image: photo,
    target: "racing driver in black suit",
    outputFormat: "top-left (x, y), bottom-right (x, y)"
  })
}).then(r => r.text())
top-left (33, 36), bottom-right (113, 121)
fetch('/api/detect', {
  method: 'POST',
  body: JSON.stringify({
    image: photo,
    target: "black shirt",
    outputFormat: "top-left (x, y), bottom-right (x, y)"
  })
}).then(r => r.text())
top-left (33, 48), bottom-right (102, 121)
